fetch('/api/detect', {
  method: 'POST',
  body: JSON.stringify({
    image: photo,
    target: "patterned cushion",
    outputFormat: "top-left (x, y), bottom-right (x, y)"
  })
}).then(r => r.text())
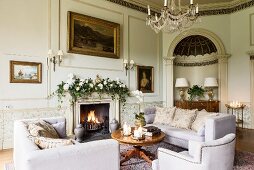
top-left (171, 108), bottom-right (197, 129)
top-left (153, 107), bottom-right (176, 125)
top-left (28, 120), bottom-right (59, 138)
top-left (191, 109), bottom-right (219, 132)
top-left (30, 136), bottom-right (74, 149)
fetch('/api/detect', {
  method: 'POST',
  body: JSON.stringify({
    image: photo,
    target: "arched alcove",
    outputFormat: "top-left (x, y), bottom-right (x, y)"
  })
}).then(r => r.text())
top-left (164, 28), bottom-right (230, 112)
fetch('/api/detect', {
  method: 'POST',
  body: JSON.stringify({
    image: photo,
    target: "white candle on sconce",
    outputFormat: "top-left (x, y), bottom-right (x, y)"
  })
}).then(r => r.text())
top-left (164, 0), bottom-right (168, 7)
top-left (147, 5), bottom-right (151, 16)
top-left (196, 4), bottom-right (199, 13)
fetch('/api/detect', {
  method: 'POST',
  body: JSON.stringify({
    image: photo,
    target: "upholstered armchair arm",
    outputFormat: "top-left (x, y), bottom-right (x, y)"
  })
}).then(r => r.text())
top-left (156, 148), bottom-right (202, 170)
top-left (205, 114), bottom-right (236, 141)
top-left (188, 140), bottom-right (203, 161)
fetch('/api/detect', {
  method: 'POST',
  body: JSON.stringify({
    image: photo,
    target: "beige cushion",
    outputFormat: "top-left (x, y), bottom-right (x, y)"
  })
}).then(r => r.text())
top-left (31, 136), bottom-right (74, 149)
top-left (171, 108), bottom-right (197, 129)
top-left (191, 109), bottom-right (219, 132)
top-left (153, 107), bottom-right (176, 125)
top-left (28, 120), bottom-right (59, 138)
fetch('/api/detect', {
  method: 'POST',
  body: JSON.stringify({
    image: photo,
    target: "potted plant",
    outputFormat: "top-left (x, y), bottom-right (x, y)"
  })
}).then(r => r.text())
top-left (132, 90), bottom-right (146, 127)
top-left (187, 85), bottom-right (205, 101)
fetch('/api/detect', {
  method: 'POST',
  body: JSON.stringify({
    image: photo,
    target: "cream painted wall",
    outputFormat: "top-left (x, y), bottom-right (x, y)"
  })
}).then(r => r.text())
top-left (174, 64), bottom-right (219, 100)
top-left (0, 0), bottom-right (162, 148)
top-left (0, 0), bottom-right (163, 111)
top-left (229, 6), bottom-right (254, 103)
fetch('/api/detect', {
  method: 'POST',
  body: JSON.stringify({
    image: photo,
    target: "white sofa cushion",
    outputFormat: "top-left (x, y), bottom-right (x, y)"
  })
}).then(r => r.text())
top-left (191, 110), bottom-right (218, 132)
top-left (52, 122), bottom-right (67, 138)
top-left (153, 107), bottom-right (176, 125)
top-left (171, 108), bottom-right (197, 129)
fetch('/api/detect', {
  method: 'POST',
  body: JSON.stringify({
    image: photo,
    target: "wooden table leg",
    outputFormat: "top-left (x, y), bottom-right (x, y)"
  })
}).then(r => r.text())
top-left (121, 146), bottom-right (154, 165)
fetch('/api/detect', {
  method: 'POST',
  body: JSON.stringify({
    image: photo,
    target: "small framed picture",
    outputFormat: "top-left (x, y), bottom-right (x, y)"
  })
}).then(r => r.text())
top-left (137, 65), bottom-right (154, 93)
top-left (10, 60), bottom-right (42, 83)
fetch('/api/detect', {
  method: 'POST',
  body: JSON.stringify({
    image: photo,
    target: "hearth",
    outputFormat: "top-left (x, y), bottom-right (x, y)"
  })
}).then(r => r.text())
top-left (80, 103), bottom-right (110, 139)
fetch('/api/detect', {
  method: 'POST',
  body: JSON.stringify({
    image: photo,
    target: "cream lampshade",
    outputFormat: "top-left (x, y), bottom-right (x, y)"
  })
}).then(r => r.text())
top-left (204, 77), bottom-right (218, 101)
top-left (175, 78), bottom-right (189, 101)
top-left (204, 77), bottom-right (218, 87)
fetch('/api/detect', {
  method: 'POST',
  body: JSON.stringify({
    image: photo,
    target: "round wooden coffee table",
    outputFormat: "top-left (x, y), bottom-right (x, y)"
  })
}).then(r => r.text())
top-left (111, 129), bottom-right (165, 164)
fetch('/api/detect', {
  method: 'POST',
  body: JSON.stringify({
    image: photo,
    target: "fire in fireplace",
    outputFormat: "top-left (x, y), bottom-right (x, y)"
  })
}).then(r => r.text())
top-left (80, 103), bottom-right (110, 139)
top-left (85, 110), bottom-right (103, 131)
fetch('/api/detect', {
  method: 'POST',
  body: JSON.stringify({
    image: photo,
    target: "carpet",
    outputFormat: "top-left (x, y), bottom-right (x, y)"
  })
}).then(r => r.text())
top-left (120, 142), bottom-right (254, 170)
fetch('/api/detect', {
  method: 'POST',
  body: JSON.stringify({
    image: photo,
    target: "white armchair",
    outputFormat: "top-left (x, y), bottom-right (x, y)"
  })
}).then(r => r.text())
top-left (152, 133), bottom-right (236, 170)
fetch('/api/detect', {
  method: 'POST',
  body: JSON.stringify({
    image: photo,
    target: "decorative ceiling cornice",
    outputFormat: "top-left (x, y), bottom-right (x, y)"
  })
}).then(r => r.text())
top-left (174, 59), bottom-right (218, 67)
top-left (105, 0), bottom-right (254, 16)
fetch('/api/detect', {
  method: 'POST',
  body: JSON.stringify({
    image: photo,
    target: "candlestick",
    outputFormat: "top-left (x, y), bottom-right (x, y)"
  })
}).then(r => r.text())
top-left (190, 0), bottom-right (193, 5)
top-left (196, 4), bottom-right (199, 13)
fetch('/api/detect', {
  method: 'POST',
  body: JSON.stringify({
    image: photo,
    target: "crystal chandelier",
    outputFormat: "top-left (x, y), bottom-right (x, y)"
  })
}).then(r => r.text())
top-left (146, 0), bottom-right (199, 33)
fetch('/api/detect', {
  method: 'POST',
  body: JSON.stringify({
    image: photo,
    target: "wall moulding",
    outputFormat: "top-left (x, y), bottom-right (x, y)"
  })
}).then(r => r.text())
top-left (248, 50), bottom-right (254, 128)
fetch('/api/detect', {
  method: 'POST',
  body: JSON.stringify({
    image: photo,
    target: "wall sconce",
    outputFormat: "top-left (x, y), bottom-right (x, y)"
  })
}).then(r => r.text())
top-left (48, 49), bottom-right (64, 72)
top-left (123, 59), bottom-right (135, 76)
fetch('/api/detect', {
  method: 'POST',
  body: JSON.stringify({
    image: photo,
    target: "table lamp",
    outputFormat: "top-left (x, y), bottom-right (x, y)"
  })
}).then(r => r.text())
top-left (204, 77), bottom-right (218, 101)
top-left (175, 78), bottom-right (189, 101)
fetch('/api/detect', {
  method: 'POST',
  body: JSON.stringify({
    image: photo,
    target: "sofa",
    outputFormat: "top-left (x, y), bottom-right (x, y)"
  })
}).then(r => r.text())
top-left (144, 107), bottom-right (236, 149)
top-left (13, 117), bottom-right (120, 170)
top-left (152, 133), bottom-right (236, 170)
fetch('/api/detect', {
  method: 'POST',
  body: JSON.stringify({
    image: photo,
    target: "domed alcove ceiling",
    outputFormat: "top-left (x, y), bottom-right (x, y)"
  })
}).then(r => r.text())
top-left (173, 35), bottom-right (218, 66)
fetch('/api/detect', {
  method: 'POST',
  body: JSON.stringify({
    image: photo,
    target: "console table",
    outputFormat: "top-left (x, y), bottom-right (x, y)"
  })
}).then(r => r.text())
top-left (174, 100), bottom-right (220, 112)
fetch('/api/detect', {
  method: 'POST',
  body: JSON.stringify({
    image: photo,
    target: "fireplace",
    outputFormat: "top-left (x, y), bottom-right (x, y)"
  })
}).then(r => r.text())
top-left (80, 103), bottom-right (110, 135)
top-left (74, 98), bottom-right (120, 140)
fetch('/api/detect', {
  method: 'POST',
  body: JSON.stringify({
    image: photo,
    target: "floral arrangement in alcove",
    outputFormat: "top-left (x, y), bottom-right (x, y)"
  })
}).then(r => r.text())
top-left (187, 85), bottom-right (205, 101)
top-left (53, 73), bottom-right (130, 105)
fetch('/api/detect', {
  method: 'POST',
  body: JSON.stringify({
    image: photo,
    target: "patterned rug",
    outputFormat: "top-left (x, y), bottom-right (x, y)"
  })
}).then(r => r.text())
top-left (120, 142), bottom-right (254, 170)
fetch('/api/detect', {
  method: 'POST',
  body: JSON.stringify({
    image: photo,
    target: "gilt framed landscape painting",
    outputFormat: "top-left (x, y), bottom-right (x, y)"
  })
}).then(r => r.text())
top-left (67, 11), bottom-right (120, 59)
top-left (137, 65), bottom-right (154, 93)
top-left (10, 61), bottom-right (42, 83)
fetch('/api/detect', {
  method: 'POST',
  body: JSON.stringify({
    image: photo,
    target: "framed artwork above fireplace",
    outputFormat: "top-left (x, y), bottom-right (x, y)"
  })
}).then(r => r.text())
top-left (67, 11), bottom-right (120, 59)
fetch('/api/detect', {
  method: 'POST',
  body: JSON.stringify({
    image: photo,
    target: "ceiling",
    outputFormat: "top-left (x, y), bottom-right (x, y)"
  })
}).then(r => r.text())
top-left (127, 0), bottom-right (248, 12)
top-left (145, 0), bottom-right (234, 6)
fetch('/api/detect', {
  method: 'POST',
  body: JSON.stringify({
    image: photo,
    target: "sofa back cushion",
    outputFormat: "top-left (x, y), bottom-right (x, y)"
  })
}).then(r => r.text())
top-left (153, 107), bottom-right (176, 125)
top-left (171, 108), bottom-right (197, 129)
top-left (144, 114), bottom-right (156, 124)
top-left (52, 122), bottom-right (67, 138)
top-left (28, 120), bottom-right (59, 139)
top-left (191, 109), bottom-right (219, 132)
